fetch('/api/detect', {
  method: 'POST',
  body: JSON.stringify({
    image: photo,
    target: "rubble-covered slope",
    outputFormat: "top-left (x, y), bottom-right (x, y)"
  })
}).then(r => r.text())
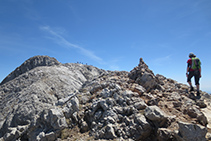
top-left (0, 56), bottom-right (211, 141)
top-left (0, 56), bottom-right (106, 140)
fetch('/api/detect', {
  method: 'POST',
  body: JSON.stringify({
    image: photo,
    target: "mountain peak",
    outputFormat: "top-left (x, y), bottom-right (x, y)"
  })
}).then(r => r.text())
top-left (0, 55), bottom-right (61, 85)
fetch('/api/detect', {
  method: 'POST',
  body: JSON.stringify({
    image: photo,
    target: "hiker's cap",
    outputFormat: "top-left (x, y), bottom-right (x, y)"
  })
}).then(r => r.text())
top-left (189, 52), bottom-right (196, 57)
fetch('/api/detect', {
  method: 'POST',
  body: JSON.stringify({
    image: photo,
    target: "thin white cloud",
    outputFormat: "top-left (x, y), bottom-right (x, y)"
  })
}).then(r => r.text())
top-left (40, 25), bottom-right (104, 64)
top-left (108, 57), bottom-right (124, 71)
top-left (153, 55), bottom-right (172, 66)
top-left (109, 65), bottom-right (120, 71)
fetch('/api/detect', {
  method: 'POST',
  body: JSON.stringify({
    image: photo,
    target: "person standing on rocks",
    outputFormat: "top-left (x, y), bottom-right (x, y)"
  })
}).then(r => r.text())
top-left (186, 52), bottom-right (201, 97)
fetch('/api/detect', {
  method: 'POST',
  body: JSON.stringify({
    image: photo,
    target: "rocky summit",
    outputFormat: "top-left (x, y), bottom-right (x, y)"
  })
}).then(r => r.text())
top-left (0, 56), bottom-right (211, 141)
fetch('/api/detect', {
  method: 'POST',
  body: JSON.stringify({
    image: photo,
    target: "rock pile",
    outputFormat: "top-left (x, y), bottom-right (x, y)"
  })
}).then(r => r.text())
top-left (0, 56), bottom-right (210, 141)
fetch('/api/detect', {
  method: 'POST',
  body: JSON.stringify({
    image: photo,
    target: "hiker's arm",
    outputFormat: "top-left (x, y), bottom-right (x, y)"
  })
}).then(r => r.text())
top-left (199, 68), bottom-right (201, 77)
top-left (199, 60), bottom-right (201, 77)
top-left (186, 64), bottom-right (190, 77)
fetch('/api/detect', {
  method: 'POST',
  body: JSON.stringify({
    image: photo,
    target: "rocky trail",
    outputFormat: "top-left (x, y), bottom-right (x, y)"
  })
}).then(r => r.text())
top-left (0, 56), bottom-right (211, 141)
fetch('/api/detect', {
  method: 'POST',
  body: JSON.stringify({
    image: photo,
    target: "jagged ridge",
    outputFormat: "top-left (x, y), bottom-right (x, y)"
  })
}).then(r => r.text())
top-left (0, 56), bottom-right (211, 141)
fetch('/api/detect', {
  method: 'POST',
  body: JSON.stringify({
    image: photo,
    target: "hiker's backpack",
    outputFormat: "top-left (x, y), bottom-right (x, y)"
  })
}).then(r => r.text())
top-left (191, 57), bottom-right (201, 70)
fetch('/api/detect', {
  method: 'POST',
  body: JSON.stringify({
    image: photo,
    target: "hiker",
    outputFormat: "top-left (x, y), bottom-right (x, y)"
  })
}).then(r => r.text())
top-left (186, 52), bottom-right (201, 97)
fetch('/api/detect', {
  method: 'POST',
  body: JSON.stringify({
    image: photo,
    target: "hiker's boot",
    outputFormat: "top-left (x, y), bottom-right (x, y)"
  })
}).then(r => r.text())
top-left (197, 91), bottom-right (200, 97)
top-left (190, 86), bottom-right (194, 92)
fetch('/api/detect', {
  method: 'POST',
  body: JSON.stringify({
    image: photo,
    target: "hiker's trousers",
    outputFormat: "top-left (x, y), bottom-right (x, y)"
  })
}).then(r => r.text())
top-left (187, 70), bottom-right (200, 85)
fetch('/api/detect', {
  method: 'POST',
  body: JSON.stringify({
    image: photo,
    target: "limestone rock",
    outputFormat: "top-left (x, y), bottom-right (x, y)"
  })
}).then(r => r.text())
top-left (134, 101), bottom-right (147, 110)
top-left (3, 127), bottom-right (19, 141)
top-left (157, 128), bottom-right (176, 141)
top-left (48, 108), bottom-right (68, 130)
top-left (104, 124), bottom-right (117, 139)
top-left (63, 96), bottom-right (79, 118)
top-left (177, 121), bottom-right (207, 141)
top-left (196, 100), bottom-right (207, 108)
top-left (134, 113), bottom-right (152, 140)
top-left (185, 106), bottom-right (208, 126)
top-left (136, 72), bottom-right (157, 91)
top-left (144, 106), bottom-right (168, 127)
top-left (80, 120), bottom-right (89, 133)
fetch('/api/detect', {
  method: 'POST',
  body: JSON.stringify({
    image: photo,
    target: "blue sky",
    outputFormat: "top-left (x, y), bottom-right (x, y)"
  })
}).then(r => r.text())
top-left (0, 0), bottom-right (211, 93)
